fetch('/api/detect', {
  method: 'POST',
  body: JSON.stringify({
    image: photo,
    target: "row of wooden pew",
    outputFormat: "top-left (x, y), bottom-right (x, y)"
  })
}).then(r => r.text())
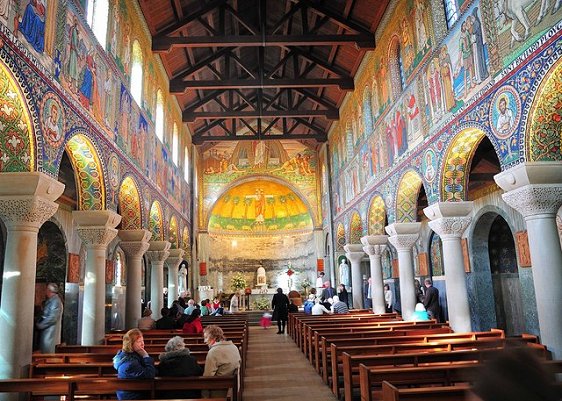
top-left (288, 311), bottom-right (561, 401)
top-left (0, 314), bottom-right (250, 400)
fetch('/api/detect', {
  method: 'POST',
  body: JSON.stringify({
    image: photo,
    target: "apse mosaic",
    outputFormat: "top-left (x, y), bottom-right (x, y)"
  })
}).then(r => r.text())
top-left (441, 128), bottom-right (485, 201)
top-left (118, 176), bottom-right (141, 230)
top-left (0, 60), bottom-right (33, 172)
top-left (208, 180), bottom-right (313, 234)
top-left (66, 134), bottom-right (104, 210)
top-left (396, 171), bottom-right (424, 222)
top-left (368, 196), bottom-right (386, 235)
top-left (527, 58), bottom-right (562, 162)
top-left (202, 139), bottom-right (319, 229)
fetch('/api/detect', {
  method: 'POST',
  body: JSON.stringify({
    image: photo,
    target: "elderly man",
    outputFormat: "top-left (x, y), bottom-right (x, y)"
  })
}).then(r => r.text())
top-left (36, 283), bottom-right (64, 353)
top-left (330, 295), bottom-right (349, 314)
top-left (203, 325), bottom-right (241, 398)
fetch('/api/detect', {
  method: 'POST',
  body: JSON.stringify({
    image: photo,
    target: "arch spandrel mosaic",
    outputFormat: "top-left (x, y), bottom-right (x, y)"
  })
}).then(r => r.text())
top-left (149, 200), bottom-right (164, 241)
top-left (118, 176), bottom-right (141, 230)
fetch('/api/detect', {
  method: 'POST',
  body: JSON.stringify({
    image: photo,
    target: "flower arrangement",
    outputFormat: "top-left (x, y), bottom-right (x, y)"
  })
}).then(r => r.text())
top-left (230, 272), bottom-right (247, 292)
top-left (301, 278), bottom-right (311, 289)
top-left (253, 297), bottom-right (270, 310)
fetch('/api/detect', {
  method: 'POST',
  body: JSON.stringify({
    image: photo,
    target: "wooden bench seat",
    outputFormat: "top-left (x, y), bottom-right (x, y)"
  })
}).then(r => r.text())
top-left (381, 381), bottom-right (470, 401)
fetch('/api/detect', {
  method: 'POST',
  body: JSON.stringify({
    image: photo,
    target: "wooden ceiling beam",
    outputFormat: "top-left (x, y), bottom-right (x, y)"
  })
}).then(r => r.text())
top-left (156, 0), bottom-right (226, 37)
top-left (184, 109), bottom-right (338, 122)
top-left (301, 0), bottom-right (373, 36)
top-left (192, 132), bottom-right (327, 144)
top-left (170, 78), bottom-right (354, 92)
top-left (152, 34), bottom-right (375, 52)
top-left (171, 48), bottom-right (231, 81)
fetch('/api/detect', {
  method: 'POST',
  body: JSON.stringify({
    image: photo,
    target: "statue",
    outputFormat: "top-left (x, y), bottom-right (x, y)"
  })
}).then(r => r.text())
top-left (339, 258), bottom-right (350, 287)
top-left (257, 266), bottom-right (267, 287)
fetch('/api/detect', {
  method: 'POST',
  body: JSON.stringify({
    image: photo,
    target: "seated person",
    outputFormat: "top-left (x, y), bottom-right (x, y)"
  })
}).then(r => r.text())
top-left (183, 299), bottom-right (196, 315)
top-left (411, 303), bottom-right (430, 321)
top-left (200, 299), bottom-right (210, 316)
top-left (113, 328), bottom-right (156, 400)
top-left (311, 298), bottom-right (331, 315)
top-left (330, 295), bottom-right (349, 314)
top-left (157, 336), bottom-right (203, 399)
top-left (203, 325), bottom-right (241, 398)
top-left (182, 308), bottom-right (203, 334)
top-left (155, 307), bottom-right (175, 329)
top-left (211, 302), bottom-right (225, 316)
top-left (137, 308), bottom-right (155, 330)
top-left (303, 294), bottom-right (315, 314)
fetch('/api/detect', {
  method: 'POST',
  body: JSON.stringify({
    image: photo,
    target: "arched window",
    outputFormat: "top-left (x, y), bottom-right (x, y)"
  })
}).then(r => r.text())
top-left (184, 146), bottom-right (190, 183)
top-left (156, 89), bottom-right (164, 142)
top-left (86, 0), bottom-right (109, 49)
top-left (172, 123), bottom-right (179, 165)
top-left (130, 40), bottom-right (143, 105)
top-left (389, 37), bottom-right (404, 99)
top-left (443, 0), bottom-right (459, 29)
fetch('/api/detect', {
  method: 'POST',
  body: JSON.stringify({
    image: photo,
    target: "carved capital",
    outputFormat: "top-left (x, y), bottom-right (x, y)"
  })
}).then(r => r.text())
top-left (388, 234), bottom-right (418, 251)
top-left (77, 227), bottom-right (118, 248)
top-left (502, 184), bottom-right (562, 218)
top-left (167, 257), bottom-right (183, 269)
top-left (428, 216), bottom-right (471, 238)
top-left (360, 234), bottom-right (389, 247)
top-left (146, 241), bottom-right (171, 263)
top-left (0, 196), bottom-right (59, 230)
top-left (120, 241), bottom-right (150, 259)
top-left (363, 244), bottom-right (387, 257)
top-left (345, 251), bottom-right (365, 264)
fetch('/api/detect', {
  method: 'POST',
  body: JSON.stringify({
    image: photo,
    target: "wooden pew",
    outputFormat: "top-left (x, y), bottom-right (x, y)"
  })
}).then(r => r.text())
top-left (381, 381), bottom-right (470, 401)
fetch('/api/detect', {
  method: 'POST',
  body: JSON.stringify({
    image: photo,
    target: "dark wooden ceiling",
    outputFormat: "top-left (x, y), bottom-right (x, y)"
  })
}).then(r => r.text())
top-left (139, 0), bottom-right (389, 145)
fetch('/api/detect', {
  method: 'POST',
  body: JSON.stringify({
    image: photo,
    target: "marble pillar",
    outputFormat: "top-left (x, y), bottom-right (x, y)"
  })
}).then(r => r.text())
top-left (424, 202), bottom-right (473, 332)
top-left (167, 249), bottom-right (185, 308)
top-left (361, 235), bottom-right (389, 314)
top-left (386, 222), bottom-right (421, 320)
top-left (343, 244), bottom-right (365, 308)
top-left (0, 172), bottom-right (64, 379)
top-left (146, 241), bottom-right (171, 320)
top-left (495, 162), bottom-right (562, 358)
top-left (73, 210), bottom-right (121, 345)
top-left (118, 229), bottom-right (151, 330)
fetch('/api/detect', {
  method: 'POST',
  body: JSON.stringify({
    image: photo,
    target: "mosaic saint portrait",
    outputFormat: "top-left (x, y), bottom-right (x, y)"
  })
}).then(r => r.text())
top-left (422, 148), bottom-right (437, 183)
top-left (107, 153), bottom-right (120, 189)
top-left (41, 93), bottom-right (65, 146)
top-left (490, 86), bottom-right (520, 140)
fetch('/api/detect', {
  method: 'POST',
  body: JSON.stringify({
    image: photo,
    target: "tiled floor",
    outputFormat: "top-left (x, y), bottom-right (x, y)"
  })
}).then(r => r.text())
top-left (242, 325), bottom-right (338, 401)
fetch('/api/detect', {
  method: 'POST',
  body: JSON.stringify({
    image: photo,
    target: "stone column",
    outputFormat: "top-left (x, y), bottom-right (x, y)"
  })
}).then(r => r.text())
top-left (361, 235), bottom-right (389, 314)
top-left (0, 172), bottom-right (64, 379)
top-left (73, 210), bottom-right (121, 345)
top-left (146, 241), bottom-right (171, 320)
top-left (385, 222), bottom-right (421, 320)
top-left (167, 249), bottom-right (185, 307)
top-left (424, 202), bottom-right (473, 332)
top-left (495, 162), bottom-right (562, 358)
top-left (343, 244), bottom-right (365, 308)
top-left (118, 229), bottom-right (151, 329)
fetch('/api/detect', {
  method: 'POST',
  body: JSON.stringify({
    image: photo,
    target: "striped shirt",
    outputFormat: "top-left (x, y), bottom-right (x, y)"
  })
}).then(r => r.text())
top-left (331, 301), bottom-right (349, 314)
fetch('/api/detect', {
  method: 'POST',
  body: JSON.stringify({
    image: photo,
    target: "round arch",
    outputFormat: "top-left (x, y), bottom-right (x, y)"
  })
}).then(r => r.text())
top-left (336, 223), bottom-right (346, 251)
top-left (205, 174), bottom-right (319, 229)
top-left (149, 200), bottom-right (164, 240)
top-left (118, 175), bottom-right (142, 230)
top-left (0, 59), bottom-right (35, 172)
top-left (367, 194), bottom-right (386, 235)
top-left (395, 170), bottom-right (425, 222)
top-left (168, 216), bottom-right (179, 248)
top-left (349, 211), bottom-right (363, 244)
top-left (526, 57), bottom-right (562, 162)
top-left (65, 133), bottom-right (105, 210)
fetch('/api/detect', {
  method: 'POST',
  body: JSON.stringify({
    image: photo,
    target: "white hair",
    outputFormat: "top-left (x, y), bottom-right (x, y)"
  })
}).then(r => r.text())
top-left (47, 283), bottom-right (59, 293)
top-left (165, 336), bottom-right (187, 353)
top-left (415, 303), bottom-right (426, 312)
top-left (332, 295), bottom-right (340, 303)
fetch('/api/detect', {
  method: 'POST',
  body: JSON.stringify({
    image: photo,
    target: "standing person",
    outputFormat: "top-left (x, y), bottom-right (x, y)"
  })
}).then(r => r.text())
top-left (423, 278), bottom-right (440, 322)
top-left (157, 336), bottom-right (203, 399)
top-left (337, 284), bottom-right (349, 307)
top-left (414, 279), bottom-right (424, 303)
top-left (384, 284), bottom-right (393, 313)
top-left (182, 308), bottom-right (203, 334)
top-left (113, 329), bottom-right (156, 400)
top-left (229, 293), bottom-right (239, 313)
top-left (203, 325), bottom-right (241, 398)
top-left (363, 276), bottom-right (372, 309)
top-left (316, 271), bottom-right (325, 296)
top-left (36, 283), bottom-right (63, 353)
top-left (271, 288), bottom-right (290, 334)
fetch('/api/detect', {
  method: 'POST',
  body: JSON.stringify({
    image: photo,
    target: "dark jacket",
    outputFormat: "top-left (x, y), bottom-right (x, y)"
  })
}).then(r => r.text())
top-left (338, 288), bottom-right (349, 306)
top-left (113, 351), bottom-right (156, 400)
top-left (157, 349), bottom-right (203, 398)
top-left (155, 316), bottom-right (175, 330)
top-left (271, 293), bottom-right (289, 322)
top-left (423, 285), bottom-right (440, 321)
top-left (321, 286), bottom-right (336, 301)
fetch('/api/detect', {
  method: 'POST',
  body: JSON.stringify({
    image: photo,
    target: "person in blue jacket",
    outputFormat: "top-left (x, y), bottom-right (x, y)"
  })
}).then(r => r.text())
top-left (113, 328), bottom-right (156, 399)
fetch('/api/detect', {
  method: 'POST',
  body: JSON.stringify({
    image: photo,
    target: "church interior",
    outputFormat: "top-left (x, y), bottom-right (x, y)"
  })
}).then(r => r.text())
top-left (0, 0), bottom-right (561, 399)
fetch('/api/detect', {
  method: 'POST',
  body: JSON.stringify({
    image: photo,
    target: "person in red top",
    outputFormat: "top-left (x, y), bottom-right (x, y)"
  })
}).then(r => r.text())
top-left (182, 308), bottom-right (203, 334)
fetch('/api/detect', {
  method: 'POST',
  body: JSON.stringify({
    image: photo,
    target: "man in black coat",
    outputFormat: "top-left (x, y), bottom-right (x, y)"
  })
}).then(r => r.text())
top-left (272, 288), bottom-right (290, 334)
top-left (423, 278), bottom-right (440, 322)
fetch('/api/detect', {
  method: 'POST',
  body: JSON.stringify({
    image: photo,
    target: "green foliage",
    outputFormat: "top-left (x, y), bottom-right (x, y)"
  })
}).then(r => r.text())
top-left (230, 272), bottom-right (247, 291)
top-left (253, 297), bottom-right (270, 310)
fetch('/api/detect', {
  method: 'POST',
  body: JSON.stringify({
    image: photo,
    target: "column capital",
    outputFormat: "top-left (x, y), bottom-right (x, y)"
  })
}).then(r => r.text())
top-left (360, 234), bottom-right (389, 246)
top-left (146, 241), bottom-right (171, 263)
top-left (502, 184), bottom-right (562, 218)
top-left (73, 210), bottom-right (121, 247)
top-left (494, 161), bottom-right (562, 192)
top-left (363, 244), bottom-right (387, 256)
top-left (344, 243), bottom-right (365, 263)
top-left (424, 202), bottom-right (473, 238)
top-left (385, 222), bottom-right (420, 250)
top-left (167, 248), bottom-right (185, 267)
top-left (118, 229), bottom-right (151, 259)
top-left (0, 172), bottom-right (64, 230)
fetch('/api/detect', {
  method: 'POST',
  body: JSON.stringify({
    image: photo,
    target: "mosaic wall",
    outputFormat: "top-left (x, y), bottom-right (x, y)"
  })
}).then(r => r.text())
top-left (0, 0), bottom-right (191, 241)
top-left (330, 0), bottom-right (562, 234)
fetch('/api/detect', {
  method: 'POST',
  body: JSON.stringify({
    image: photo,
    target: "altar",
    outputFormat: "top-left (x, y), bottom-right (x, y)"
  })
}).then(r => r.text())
top-left (248, 287), bottom-right (277, 309)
